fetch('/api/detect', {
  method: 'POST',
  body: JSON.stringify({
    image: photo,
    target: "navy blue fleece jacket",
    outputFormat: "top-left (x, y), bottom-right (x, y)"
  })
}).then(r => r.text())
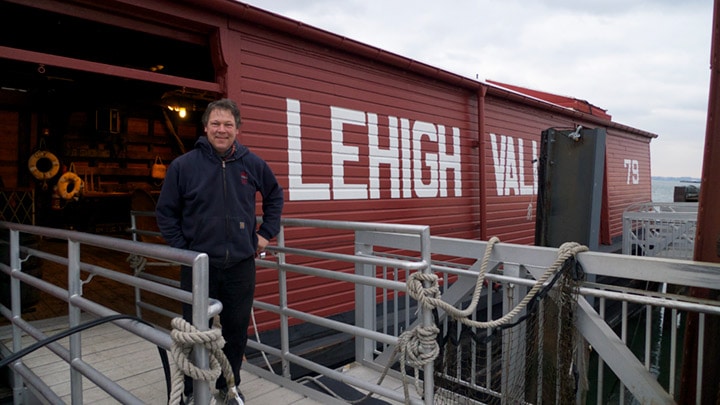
top-left (155, 136), bottom-right (284, 265)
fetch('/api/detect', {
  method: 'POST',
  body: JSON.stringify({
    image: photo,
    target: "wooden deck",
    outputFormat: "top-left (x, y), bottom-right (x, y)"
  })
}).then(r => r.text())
top-left (1, 316), bottom-right (325, 404)
top-left (1, 315), bottom-right (418, 404)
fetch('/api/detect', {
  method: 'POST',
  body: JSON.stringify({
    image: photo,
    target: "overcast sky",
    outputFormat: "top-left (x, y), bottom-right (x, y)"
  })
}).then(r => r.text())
top-left (244, 0), bottom-right (713, 178)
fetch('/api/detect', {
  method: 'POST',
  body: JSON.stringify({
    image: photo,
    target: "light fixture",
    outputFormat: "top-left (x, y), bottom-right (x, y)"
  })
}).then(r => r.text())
top-left (167, 105), bottom-right (187, 118)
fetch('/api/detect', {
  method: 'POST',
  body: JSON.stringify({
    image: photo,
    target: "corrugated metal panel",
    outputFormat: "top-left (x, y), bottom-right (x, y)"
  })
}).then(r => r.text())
top-left (219, 26), bottom-right (481, 328)
top-left (604, 129), bottom-right (653, 241)
top-left (233, 27), bottom-right (481, 237)
top-left (483, 96), bottom-right (575, 244)
top-left (483, 96), bottom-right (652, 246)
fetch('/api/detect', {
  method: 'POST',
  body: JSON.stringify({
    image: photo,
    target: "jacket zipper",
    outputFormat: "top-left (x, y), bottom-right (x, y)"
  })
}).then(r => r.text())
top-left (222, 159), bottom-right (229, 265)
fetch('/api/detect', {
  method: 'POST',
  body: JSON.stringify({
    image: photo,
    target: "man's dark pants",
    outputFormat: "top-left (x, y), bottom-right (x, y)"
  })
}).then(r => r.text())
top-left (180, 256), bottom-right (256, 395)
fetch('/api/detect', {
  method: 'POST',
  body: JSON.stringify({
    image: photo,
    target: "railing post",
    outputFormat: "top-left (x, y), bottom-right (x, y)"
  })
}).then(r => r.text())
top-left (67, 239), bottom-right (83, 404)
top-left (355, 231), bottom-right (376, 364)
top-left (622, 212), bottom-right (631, 255)
top-left (129, 211), bottom-right (143, 319)
top-left (419, 227), bottom-right (434, 405)
top-left (276, 225), bottom-right (291, 378)
top-left (191, 253), bottom-right (212, 405)
top-left (500, 263), bottom-right (524, 404)
top-left (9, 230), bottom-right (24, 404)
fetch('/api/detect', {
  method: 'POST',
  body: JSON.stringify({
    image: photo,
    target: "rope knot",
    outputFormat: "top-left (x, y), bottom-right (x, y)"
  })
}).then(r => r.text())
top-left (126, 254), bottom-right (147, 273)
top-left (406, 271), bottom-right (441, 310)
top-left (398, 324), bottom-right (441, 369)
top-left (168, 317), bottom-right (235, 404)
top-left (557, 241), bottom-right (589, 259)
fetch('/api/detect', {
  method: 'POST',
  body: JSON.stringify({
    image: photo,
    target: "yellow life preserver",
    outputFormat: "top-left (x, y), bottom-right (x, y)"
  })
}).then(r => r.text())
top-left (28, 150), bottom-right (60, 180)
top-left (57, 172), bottom-right (83, 200)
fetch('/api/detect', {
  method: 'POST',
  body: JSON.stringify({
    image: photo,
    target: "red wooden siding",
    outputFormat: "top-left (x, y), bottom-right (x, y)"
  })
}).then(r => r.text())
top-left (603, 129), bottom-right (653, 241)
top-left (231, 25), bottom-right (482, 237)
top-left (218, 25), bottom-right (485, 330)
top-left (482, 93), bottom-right (654, 246)
top-left (483, 95), bottom-right (579, 244)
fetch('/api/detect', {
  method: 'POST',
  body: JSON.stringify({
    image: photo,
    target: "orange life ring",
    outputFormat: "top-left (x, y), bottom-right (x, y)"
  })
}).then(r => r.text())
top-left (57, 172), bottom-right (83, 200)
top-left (28, 150), bottom-right (60, 180)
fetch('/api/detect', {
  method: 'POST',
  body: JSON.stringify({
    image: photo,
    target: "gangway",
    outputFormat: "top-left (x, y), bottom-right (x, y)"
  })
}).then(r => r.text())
top-left (2, 216), bottom-right (720, 404)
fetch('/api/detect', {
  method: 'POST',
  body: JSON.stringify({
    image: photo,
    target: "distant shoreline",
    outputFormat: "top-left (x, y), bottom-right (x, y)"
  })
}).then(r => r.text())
top-left (652, 176), bottom-right (701, 183)
top-left (652, 177), bottom-right (700, 202)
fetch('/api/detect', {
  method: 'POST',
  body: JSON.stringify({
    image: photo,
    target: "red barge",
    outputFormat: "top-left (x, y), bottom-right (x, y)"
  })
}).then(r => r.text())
top-left (0, 0), bottom-right (656, 337)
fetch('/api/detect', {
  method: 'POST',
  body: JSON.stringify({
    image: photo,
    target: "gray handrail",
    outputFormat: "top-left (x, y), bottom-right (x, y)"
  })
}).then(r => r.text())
top-left (0, 221), bottom-right (214, 405)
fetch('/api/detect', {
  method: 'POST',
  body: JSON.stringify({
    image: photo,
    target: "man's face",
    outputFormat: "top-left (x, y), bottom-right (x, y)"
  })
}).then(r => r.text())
top-left (204, 108), bottom-right (238, 154)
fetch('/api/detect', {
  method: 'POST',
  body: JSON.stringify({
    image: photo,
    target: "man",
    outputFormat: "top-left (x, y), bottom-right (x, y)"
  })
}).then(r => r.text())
top-left (156, 98), bottom-right (284, 404)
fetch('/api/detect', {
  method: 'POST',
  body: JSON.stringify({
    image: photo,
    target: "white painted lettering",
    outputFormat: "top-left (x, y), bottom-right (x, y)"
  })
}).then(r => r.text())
top-left (369, 114), bottom-right (400, 199)
top-left (624, 158), bottom-right (640, 184)
top-left (503, 137), bottom-right (519, 196)
top-left (286, 98), bottom-right (463, 201)
top-left (331, 106), bottom-right (368, 200)
top-left (287, 99), bottom-right (330, 201)
top-left (413, 121), bottom-right (438, 198)
top-left (490, 133), bottom-right (538, 197)
top-left (518, 138), bottom-right (536, 195)
top-left (438, 126), bottom-right (462, 197)
top-left (400, 118), bottom-right (412, 198)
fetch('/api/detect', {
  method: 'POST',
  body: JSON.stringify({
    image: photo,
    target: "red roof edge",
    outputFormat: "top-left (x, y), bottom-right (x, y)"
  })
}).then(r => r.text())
top-left (486, 80), bottom-right (612, 120)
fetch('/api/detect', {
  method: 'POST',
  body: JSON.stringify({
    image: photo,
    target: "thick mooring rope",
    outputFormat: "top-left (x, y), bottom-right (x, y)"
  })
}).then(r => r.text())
top-left (408, 237), bottom-right (589, 329)
top-left (168, 317), bottom-right (236, 405)
top-left (388, 237), bottom-right (588, 404)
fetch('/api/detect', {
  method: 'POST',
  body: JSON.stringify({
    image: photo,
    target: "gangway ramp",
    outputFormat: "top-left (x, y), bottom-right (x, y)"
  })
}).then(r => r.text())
top-left (0, 316), bottom-right (326, 404)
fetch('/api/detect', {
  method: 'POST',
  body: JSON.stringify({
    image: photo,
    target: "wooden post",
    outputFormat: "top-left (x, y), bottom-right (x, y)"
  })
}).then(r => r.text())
top-left (679, 0), bottom-right (720, 402)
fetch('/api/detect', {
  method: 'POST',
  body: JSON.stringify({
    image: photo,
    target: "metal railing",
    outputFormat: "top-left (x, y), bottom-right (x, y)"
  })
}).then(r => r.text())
top-left (4, 214), bottom-right (720, 404)
top-left (238, 216), bottom-right (720, 404)
top-left (622, 201), bottom-right (698, 259)
top-left (0, 220), bottom-right (217, 404)
top-left (250, 218), bottom-right (433, 405)
top-left (336, 230), bottom-right (720, 404)
top-left (127, 210), bottom-right (181, 320)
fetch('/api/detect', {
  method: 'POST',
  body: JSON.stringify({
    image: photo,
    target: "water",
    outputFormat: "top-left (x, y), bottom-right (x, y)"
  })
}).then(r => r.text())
top-left (651, 178), bottom-right (700, 202)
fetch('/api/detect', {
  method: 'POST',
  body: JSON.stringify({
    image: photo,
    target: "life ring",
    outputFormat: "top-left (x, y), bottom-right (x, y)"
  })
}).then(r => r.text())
top-left (28, 150), bottom-right (60, 180)
top-left (57, 172), bottom-right (83, 200)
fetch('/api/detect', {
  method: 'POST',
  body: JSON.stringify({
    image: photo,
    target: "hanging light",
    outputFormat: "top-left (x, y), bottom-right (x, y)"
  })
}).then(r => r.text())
top-left (167, 105), bottom-right (187, 118)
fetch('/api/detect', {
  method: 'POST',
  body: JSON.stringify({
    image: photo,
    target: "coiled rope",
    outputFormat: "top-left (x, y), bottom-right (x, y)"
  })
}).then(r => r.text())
top-left (168, 317), bottom-right (236, 405)
top-left (376, 237), bottom-right (588, 404)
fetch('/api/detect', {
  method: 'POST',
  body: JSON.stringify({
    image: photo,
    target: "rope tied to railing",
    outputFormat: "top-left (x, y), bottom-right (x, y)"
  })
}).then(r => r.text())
top-left (167, 317), bottom-right (236, 405)
top-left (408, 237), bottom-right (589, 329)
top-left (126, 253), bottom-right (147, 274)
top-left (387, 237), bottom-right (589, 404)
top-left (395, 319), bottom-right (440, 402)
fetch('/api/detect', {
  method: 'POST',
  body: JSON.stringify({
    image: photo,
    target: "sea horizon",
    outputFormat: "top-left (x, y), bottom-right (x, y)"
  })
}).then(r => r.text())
top-left (651, 177), bottom-right (701, 202)
top-left (651, 176), bottom-right (701, 182)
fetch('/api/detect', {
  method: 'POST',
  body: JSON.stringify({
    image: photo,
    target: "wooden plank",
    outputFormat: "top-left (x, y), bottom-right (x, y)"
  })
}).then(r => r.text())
top-left (2, 317), bottom-right (325, 404)
top-left (339, 362), bottom-right (418, 405)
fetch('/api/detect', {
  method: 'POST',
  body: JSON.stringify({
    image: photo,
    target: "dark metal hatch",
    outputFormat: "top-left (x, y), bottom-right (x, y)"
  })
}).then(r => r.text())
top-left (535, 126), bottom-right (606, 251)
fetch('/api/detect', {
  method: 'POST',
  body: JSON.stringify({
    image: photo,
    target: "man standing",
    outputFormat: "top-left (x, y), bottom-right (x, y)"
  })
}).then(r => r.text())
top-left (156, 98), bottom-right (284, 404)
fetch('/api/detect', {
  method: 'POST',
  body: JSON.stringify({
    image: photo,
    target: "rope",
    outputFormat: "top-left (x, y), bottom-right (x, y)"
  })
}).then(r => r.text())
top-left (408, 238), bottom-right (588, 329)
top-left (168, 317), bottom-right (236, 405)
top-left (126, 254), bottom-right (148, 274)
top-left (387, 237), bottom-right (588, 404)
